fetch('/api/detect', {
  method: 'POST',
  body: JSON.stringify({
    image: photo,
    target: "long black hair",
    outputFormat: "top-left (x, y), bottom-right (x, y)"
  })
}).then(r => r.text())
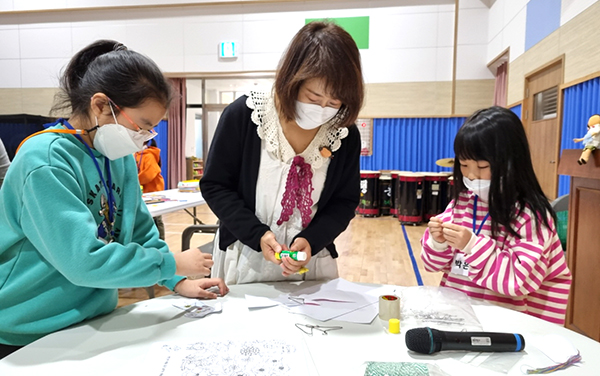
top-left (52, 40), bottom-right (172, 119)
top-left (452, 106), bottom-right (556, 237)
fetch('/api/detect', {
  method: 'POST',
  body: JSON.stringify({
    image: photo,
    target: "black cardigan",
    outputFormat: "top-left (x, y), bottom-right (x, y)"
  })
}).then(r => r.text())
top-left (200, 95), bottom-right (360, 258)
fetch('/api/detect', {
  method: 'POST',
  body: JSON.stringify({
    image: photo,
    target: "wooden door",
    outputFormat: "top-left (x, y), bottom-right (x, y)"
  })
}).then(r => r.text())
top-left (523, 58), bottom-right (564, 201)
top-left (558, 150), bottom-right (600, 340)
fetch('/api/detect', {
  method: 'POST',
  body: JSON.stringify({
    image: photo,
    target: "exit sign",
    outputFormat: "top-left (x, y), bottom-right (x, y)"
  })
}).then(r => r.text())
top-left (219, 42), bottom-right (237, 58)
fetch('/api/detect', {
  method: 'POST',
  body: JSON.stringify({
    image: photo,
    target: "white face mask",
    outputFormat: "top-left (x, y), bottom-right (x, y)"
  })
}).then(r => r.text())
top-left (93, 104), bottom-right (150, 160)
top-left (463, 177), bottom-right (491, 202)
top-left (295, 101), bottom-right (339, 130)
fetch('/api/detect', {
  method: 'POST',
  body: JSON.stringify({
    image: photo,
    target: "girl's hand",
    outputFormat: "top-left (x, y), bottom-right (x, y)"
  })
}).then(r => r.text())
top-left (173, 278), bottom-right (229, 299)
top-left (281, 238), bottom-right (312, 276)
top-left (260, 230), bottom-right (284, 264)
top-left (428, 217), bottom-right (446, 243)
top-left (441, 222), bottom-right (473, 250)
top-left (174, 249), bottom-right (213, 277)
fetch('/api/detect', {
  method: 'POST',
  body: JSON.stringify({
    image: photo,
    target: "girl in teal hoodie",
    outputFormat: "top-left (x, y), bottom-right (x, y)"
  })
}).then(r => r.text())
top-left (0, 40), bottom-right (227, 358)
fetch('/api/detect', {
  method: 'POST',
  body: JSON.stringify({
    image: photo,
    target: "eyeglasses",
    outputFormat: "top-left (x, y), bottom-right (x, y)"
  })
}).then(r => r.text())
top-left (295, 323), bottom-right (342, 336)
top-left (106, 97), bottom-right (158, 141)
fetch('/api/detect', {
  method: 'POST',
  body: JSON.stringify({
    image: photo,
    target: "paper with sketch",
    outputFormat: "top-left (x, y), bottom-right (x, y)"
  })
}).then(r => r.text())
top-left (146, 339), bottom-right (309, 376)
top-left (283, 278), bottom-right (380, 323)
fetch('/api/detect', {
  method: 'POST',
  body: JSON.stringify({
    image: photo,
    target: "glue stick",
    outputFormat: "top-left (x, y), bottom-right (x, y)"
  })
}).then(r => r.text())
top-left (275, 250), bottom-right (307, 261)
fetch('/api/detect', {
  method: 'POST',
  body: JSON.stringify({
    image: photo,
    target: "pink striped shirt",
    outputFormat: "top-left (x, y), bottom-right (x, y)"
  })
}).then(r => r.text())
top-left (420, 192), bottom-right (572, 325)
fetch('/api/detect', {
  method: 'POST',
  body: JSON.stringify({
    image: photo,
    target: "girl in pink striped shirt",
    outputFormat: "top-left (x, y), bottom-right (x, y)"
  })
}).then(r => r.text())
top-left (421, 106), bottom-right (572, 324)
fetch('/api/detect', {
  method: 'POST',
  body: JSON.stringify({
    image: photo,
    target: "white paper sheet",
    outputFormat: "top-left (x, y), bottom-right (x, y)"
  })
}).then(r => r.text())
top-left (245, 294), bottom-right (280, 309)
top-left (531, 334), bottom-right (579, 363)
top-left (284, 278), bottom-right (380, 323)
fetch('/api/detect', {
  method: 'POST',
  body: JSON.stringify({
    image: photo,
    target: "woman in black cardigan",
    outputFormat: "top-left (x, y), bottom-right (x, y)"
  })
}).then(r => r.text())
top-left (200, 21), bottom-right (364, 284)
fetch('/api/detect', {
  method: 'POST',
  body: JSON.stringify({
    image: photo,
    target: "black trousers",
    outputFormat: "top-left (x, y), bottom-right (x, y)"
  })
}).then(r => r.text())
top-left (0, 344), bottom-right (22, 360)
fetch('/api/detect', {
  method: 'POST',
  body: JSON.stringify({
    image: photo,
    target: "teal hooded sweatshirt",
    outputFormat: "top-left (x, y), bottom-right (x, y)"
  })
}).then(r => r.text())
top-left (0, 123), bottom-right (184, 346)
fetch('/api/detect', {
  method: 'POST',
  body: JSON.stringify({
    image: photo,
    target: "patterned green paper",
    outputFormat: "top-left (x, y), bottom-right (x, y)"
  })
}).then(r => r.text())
top-left (364, 362), bottom-right (430, 376)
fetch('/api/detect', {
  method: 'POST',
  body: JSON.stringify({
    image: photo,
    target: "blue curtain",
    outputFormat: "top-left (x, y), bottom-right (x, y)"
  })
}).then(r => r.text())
top-left (559, 77), bottom-right (600, 196)
top-left (0, 116), bottom-right (170, 187)
top-left (360, 117), bottom-right (466, 172)
top-left (154, 119), bottom-right (169, 187)
top-left (0, 115), bottom-right (54, 160)
top-left (510, 104), bottom-right (522, 119)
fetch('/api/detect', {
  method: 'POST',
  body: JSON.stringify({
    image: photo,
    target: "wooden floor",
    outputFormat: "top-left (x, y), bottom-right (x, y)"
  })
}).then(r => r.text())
top-left (118, 205), bottom-right (442, 307)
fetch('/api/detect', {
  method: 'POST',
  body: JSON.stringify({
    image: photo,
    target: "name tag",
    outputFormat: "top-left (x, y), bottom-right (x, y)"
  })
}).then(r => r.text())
top-left (451, 252), bottom-right (470, 276)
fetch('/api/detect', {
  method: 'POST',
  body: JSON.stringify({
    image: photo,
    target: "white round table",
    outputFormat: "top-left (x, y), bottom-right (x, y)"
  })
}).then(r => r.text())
top-left (1, 281), bottom-right (598, 375)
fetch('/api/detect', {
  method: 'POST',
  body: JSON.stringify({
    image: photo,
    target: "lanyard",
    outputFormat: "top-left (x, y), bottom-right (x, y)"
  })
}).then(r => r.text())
top-left (136, 149), bottom-right (143, 172)
top-left (472, 195), bottom-right (490, 236)
top-left (63, 119), bottom-right (116, 236)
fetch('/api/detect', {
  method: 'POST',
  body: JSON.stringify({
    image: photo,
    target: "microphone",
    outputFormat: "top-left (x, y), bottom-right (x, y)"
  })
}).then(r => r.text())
top-left (405, 327), bottom-right (525, 354)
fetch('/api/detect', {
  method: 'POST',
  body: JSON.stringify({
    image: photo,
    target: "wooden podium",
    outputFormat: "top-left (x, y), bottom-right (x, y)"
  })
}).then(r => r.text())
top-left (557, 149), bottom-right (600, 341)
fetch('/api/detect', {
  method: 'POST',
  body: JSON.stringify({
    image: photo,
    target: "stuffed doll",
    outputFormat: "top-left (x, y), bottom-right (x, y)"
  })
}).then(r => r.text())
top-left (574, 114), bottom-right (600, 165)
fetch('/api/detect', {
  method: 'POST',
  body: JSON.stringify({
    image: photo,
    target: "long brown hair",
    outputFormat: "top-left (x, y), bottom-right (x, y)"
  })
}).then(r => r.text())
top-left (274, 21), bottom-right (364, 128)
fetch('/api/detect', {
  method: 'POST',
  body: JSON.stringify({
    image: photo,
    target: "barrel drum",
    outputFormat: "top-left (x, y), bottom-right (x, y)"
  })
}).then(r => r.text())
top-left (359, 170), bottom-right (381, 217)
top-left (398, 172), bottom-right (424, 224)
top-left (379, 173), bottom-right (393, 216)
top-left (423, 172), bottom-right (449, 220)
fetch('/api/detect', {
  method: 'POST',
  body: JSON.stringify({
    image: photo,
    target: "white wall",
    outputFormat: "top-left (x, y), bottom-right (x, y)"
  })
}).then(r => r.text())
top-left (19, 0), bottom-right (597, 89)
top-left (0, 1), bottom-right (462, 89)
top-left (362, 4), bottom-right (456, 83)
top-left (1, 0), bottom-right (456, 12)
top-left (1, 0), bottom-right (238, 11)
top-left (486, 0), bottom-right (528, 63)
top-left (486, 0), bottom-right (599, 64)
top-left (457, 0), bottom-right (494, 80)
top-left (561, 0), bottom-right (598, 25)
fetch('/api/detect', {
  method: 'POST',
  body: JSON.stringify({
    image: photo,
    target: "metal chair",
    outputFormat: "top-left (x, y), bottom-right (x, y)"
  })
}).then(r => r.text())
top-left (551, 194), bottom-right (569, 252)
top-left (550, 194), bottom-right (569, 212)
top-left (181, 224), bottom-right (219, 254)
top-left (141, 224), bottom-right (218, 299)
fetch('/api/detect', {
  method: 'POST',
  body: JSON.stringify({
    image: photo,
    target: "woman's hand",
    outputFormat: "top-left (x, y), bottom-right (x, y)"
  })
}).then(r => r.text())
top-left (174, 278), bottom-right (229, 299)
top-left (261, 230), bottom-right (284, 264)
top-left (428, 217), bottom-right (446, 243)
top-left (280, 237), bottom-right (312, 277)
top-left (173, 249), bottom-right (213, 277)
top-left (441, 222), bottom-right (473, 250)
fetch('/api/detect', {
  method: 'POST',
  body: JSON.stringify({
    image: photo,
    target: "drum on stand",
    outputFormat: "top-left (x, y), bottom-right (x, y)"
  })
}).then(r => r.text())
top-left (447, 175), bottom-right (454, 206)
top-left (390, 171), bottom-right (398, 217)
top-left (423, 172), bottom-right (449, 220)
top-left (398, 172), bottom-right (425, 224)
top-left (392, 170), bottom-right (410, 218)
top-left (378, 172), bottom-right (393, 216)
top-left (359, 170), bottom-right (380, 217)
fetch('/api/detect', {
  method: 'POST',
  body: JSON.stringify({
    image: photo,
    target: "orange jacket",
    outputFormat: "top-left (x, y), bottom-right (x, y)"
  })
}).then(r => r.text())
top-left (135, 146), bottom-right (165, 193)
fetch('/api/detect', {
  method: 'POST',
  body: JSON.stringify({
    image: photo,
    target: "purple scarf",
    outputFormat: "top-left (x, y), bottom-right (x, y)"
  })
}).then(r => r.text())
top-left (277, 156), bottom-right (314, 228)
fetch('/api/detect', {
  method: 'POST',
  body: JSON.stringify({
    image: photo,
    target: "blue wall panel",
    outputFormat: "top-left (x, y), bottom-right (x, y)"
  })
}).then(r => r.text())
top-left (360, 117), bottom-right (465, 173)
top-left (525, 0), bottom-right (561, 51)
